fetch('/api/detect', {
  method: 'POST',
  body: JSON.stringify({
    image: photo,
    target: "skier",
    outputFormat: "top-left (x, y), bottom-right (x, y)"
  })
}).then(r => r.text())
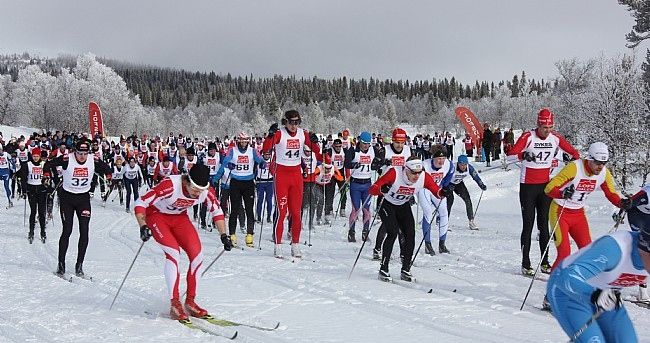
top-left (344, 131), bottom-right (382, 243)
top-left (546, 224), bottom-right (650, 342)
top-left (462, 133), bottom-right (474, 157)
top-left (199, 142), bottom-right (220, 230)
top-left (369, 157), bottom-right (445, 282)
top-left (153, 156), bottom-right (179, 185)
top-left (447, 154), bottom-right (487, 230)
top-left (123, 157), bottom-right (144, 213)
top-left (134, 164), bottom-right (232, 322)
top-left (314, 155), bottom-right (343, 225)
top-left (43, 140), bottom-right (112, 277)
top-left (418, 145), bottom-right (455, 254)
top-left (620, 184), bottom-right (650, 302)
top-left (506, 108), bottom-right (580, 276)
top-left (215, 132), bottom-right (264, 248)
top-left (301, 144), bottom-right (321, 231)
top-left (0, 144), bottom-right (14, 207)
top-left (324, 138), bottom-right (348, 217)
top-left (17, 148), bottom-right (48, 243)
top-left (262, 110), bottom-right (321, 258)
top-left (544, 142), bottom-right (624, 270)
top-left (103, 157), bottom-right (125, 206)
top-left (255, 150), bottom-right (274, 224)
top-left (373, 128), bottom-right (411, 258)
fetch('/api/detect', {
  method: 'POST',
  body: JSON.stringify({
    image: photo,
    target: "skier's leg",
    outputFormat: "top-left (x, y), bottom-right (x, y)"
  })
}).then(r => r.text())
top-left (456, 183), bottom-right (474, 220)
top-left (228, 180), bottom-right (243, 235)
top-left (536, 184), bottom-right (552, 264)
top-left (75, 195), bottom-right (92, 266)
top-left (58, 192), bottom-right (75, 265)
top-left (398, 203), bottom-right (416, 272)
top-left (519, 184), bottom-right (537, 269)
top-left (289, 175), bottom-right (304, 244)
top-left (175, 216), bottom-right (203, 299)
top-left (243, 181), bottom-right (255, 234)
top-left (361, 183), bottom-right (371, 231)
top-left (149, 213), bottom-right (182, 300)
top-left (550, 202), bottom-right (571, 270)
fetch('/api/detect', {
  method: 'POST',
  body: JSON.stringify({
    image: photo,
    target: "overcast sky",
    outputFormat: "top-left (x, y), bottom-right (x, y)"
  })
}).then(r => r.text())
top-left (0, 0), bottom-right (640, 84)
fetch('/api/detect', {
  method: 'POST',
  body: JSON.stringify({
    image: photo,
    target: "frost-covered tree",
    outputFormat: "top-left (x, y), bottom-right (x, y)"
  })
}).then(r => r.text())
top-left (11, 65), bottom-right (58, 130)
top-left (0, 75), bottom-right (13, 125)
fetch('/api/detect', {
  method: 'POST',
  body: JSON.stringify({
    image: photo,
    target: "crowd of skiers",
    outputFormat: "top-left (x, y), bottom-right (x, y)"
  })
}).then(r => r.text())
top-left (1, 107), bottom-right (649, 341)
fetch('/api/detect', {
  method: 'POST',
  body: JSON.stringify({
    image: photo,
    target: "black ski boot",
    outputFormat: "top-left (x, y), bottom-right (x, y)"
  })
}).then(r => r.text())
top-left (400, 269), bottom-right (415, 282)
top-left (425, 242), bottom-right (436, 256)
top-left (347, 230), bottom-right (356, 243)
top-left (372, 248), bottom-right (381, 261)
top-left (439, 240), bottom-right (450, 254)
top-left (361, 229), bottom-right (370, 242)
top-left (75, 263), bottom-right (84, 277)
top-left (28, 232), bottom-right (34, 244)
top-left (378, 264), bottom-right (392, 282)
top-left (56, 262), bottom-right (65, 276)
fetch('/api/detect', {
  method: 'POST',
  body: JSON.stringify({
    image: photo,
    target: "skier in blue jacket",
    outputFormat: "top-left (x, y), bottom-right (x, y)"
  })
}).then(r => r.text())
top-left (447, 154), bottom-right (487, 230)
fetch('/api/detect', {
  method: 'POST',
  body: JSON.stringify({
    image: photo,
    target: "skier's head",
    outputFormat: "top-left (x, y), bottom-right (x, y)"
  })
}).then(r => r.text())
top-left (457, 154), bottom-right (469, 171)
top-left (236, 132), bottom-right (250, 149)
top-left (162, 156), bottom-right (171, 167)
top-left (586, 142), bottom-right (609, 175)
top-left (208, 142), bottom-right (217, 156)
top-left (283, 110), bottom-right (301, 133)
top-left (392, 128), bottom-right (407, 151)
top-left (186, 147), bottom-right (196, 160)
top-left (128, 157), bottom-right (137, 167)
top-left (185, 164), bottom-right (210, 198)
top-left (148, 157), bottom-right (156, 165)
top-left (74, 140), bottom-right (90, 163)
top-left (404, 156), bottom-right (424, 184)
top-left (359, 132), bottom-right (372, 151)
top-left (322, 154), bottom-right (333, 173)
top-left (262, 150), bottom-right (272, 161)
top-left (333, 139), bottom-right (342, 153)
top-left (537, 108), bottom-right (554, 138)
top-left (31, 148), bottom-right (41, 162)
top-left (431, 145), bottom-right (447, 168)
top-left (115, 157), bottom-right (123, 166)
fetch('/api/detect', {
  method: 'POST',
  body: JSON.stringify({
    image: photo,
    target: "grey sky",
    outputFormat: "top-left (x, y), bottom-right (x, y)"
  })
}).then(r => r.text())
top-left (0, 0), bottom-right (639, 84)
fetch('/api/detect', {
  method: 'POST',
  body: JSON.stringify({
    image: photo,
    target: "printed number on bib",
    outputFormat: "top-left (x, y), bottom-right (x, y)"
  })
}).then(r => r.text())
top-left (72, 178), bottom-right (89, 187)
top-left (236, 164), bottom-right (250, 171)
top-left (285, 150), bottom-right (300, 159)
top-left (535, 151), bottom-right (551, 161)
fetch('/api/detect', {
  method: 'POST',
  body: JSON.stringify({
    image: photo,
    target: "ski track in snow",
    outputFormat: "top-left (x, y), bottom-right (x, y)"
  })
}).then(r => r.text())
top-left (1, 154), bottom-right (649, 342)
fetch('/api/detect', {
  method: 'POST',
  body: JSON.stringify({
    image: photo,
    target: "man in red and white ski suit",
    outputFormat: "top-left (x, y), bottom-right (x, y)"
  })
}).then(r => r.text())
top-left (134, 165), bottom-right (232, 321)
top-left (262, 110), bottom-right (321, 258)
top-left (506, 108), bottom-right (580, 276)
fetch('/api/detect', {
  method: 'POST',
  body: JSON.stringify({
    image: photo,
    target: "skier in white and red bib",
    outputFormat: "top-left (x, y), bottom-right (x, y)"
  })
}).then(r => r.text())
top-left (262, 110), bottom-right (321, 258)
top-left (134, 164), bottom-right (232, 322)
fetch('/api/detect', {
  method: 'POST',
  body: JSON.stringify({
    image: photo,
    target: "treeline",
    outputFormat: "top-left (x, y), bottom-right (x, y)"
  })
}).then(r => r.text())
top-left (0, 53), bottom-right (549, 110)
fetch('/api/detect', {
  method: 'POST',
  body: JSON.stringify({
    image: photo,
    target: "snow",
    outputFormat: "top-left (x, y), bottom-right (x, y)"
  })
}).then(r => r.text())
top-left (0, 124), bottom-right (37, 142)
top-left (0, 143), bottom-right (648, 343)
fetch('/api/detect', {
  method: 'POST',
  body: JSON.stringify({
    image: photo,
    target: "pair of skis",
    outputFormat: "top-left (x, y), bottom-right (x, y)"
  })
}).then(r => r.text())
top-left (147, 310), bottom-right (280, 339)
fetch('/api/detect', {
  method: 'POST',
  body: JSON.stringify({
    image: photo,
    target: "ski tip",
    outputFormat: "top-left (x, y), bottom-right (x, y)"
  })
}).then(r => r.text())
top-left (229, 331), bottom-right (238, 340)
top-left (427, 289), bottom-right (433, 293)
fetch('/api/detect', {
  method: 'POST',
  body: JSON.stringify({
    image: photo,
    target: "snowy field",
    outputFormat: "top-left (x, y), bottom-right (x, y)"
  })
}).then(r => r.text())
top-left (0, 146), bottom-right (648, 343)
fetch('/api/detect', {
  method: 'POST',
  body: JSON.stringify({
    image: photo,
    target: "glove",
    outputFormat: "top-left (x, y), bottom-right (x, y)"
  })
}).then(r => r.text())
top-left (612, 211), bottom-right (624, 224)
top-left (351, 162), bottom-right (361, 169)
top-left (479, 183), bottom-right (487, 191)
top-left (523, 151), bottom-right (537, 162)
top-left (591, 289), bottom-right (621, 312)
top-left (384, 159), bottom-right (392, 166)
top-left (140, 225), bottom-right (152, 242)
top-left (441, 185), bottom-right (454, 197)
top-left (562, 184), bottom-right (575, 199)
top-left (221, 234), bottom-right (233, 251)
top-left (227, 162), bottom-right (236, 170)
top-left (380, 184), bottom-right (391, 194)
top-left (620, 197), bottom-right (633, 210)
top-left (562, 152), bottom-right (573, 163)
top-left (268, 123), bottom-right (279, 137)
top-left (309, 132), bottom-right (319, 143)
top-left (106, 173), bottom-right (112, 181)
top-left (409, 197), bottom-right (416, 206)
top-left (20, 193), bottom-right (27, 199)
top-left (42, 176), bottom-right (51, 186)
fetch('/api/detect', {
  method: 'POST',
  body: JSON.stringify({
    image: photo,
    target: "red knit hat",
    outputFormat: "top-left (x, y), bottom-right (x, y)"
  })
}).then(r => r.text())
top-left (392, 128), bottom-right (407, 142)
top-left (31, 148), bottom-right (41, 157)
top-left (537, 108), bottom-right (554, 126)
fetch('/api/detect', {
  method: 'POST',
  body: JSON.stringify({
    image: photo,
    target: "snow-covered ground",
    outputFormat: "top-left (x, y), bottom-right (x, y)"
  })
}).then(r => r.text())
top-left (0, 124), bottom-right (37, 142)
top-left (0, 144), bottom-right (648, 343)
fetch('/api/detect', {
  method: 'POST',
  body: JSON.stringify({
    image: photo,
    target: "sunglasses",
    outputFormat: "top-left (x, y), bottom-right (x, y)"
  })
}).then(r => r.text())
top-left (405, 167), bottom-right (423, 175)
top-left (76, 151), bottom-right (89, 156)
top-left (593, 160), bottom-right (607, 166)
top-left (287, 119), bottom-right (301, 125)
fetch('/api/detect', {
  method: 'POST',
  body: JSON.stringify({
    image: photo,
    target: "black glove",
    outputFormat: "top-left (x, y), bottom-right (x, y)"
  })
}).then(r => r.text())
top-left (441, 185), bottom-right (454, 197)
top-left (384, 159), bottom-right (392, 166)
top-left (20, 193), bottom-right (27, 199)
top-left (42, 176), bottom-right (51, 186)
top-left (221, 234), bottom-right (233, 251)
top-left (351, 162), bottom-right (361, 169)
top-left (409, 197), bottom-right (416, 206)
top-left (268, 123), bottom-right (279, 137)
top-left (562, 184), bottom-right (575, 199)
top-left (620, 197), bottom-right (633, 211)
top-left (523, 151), bottom-right (537, 162)
top-left (562, 152), bottom-right (573, 163)
top-left (591, 289), bottom-right (621, 312)
top-left (140, 225), bottom-right (152, 242)
top-left (612, 211), bottom-right (624, 224)
top-left (309, 132), bottom-right (319, 143)
top-left (479, 183), bottom-right (487, 191)
top-left (380, 184), bottom-right (391, 194)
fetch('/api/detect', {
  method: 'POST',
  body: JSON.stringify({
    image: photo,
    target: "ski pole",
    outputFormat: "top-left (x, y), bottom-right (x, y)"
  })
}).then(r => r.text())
top-left (569, 310), bottom-right (603, 342)
top-left (200, 249), bottom-right (226, 278)
top-left (348, 197), bottom-right (384, 279)
top-left (110, 240), bottom-right (145, 310)
top-left (330, 180), bottom-right (349, 228)
top-left (520, 198), bottom-right (567, 310)
top-left (23, 195), bottom-right (27, 227)
top-left (411, 198), bottom-right (443, 268)
top-left (473, 190), bottom-right (484, 219)
top-left (608, 208), bottom-right (626, 233)
top-left (258, 195), bottom-right (266, 250)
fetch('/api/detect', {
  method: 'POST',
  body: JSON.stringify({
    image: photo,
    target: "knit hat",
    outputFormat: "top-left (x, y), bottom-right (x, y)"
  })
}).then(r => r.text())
top-left (75, 140), bottom-right (90, 152)
top-left (537, 108), bottom-right (554, 126)
top-left (457, 155), bottom-right (469, 164)
top-left (31, 148), bottom-right (41, 157)
top-left (188, 164), bottom-right (210, 190)
top-left (392, 128), bottom-right (407, 143)
top-left (359, 132), bottom-right (372, 144)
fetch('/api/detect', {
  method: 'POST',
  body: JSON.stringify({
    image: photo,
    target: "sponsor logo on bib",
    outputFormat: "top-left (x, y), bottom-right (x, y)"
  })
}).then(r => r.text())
top-left (576, 179), bottom-right (597, 192)
top-left (396, 186), bottom-right (415, 195)
top-left (73, 168), bottom-right (89, 178)
top-left (286, 139), bottom-right (300, 149)
top-left (360, 155), bottom-right (371, 164)
top-left (171, 198), bottom-right (195, 210)
top-left (237, 155), bottom-right (250, 164)
top-left (609, 273), bottom-right (647, 287)
top-left (392, 156), bottom-right (405, 166)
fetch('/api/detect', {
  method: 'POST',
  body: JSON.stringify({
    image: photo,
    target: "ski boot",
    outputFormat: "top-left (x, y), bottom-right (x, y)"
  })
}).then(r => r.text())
top-left (323, 215), bottom-right (331, 225)
top-left (425, 242), bottom-right (436, 256)
top-left (267, 217), bottom-right (272, 224)
top-left (185, 297), bottom-right (208, 318)
top-left (170, 299), bottom-right (189, 321)
top-left (28, 232), bottom-right (34, 244)
top-left (316, 218), bottom-right (322, 226)
top-left (521, 266), bottom-right (534, 277)
top-left (200, 223), bottom-right (207, 231)
top-left (75, 263), bottom-right (85, 277)
top-left (361, 229), bottom-right (370, 242)
top-left (274, 244), bottom-right (283, 259)
top-left (540, 262), bottom-right (552, 274)
top-left (245, 234), bottom-right (254, 248)
top-left (56, 261), bottom-right (65, 276)
top-left (638, 284), bottom-right (649, 302)
top-left (347, 230), bottom-right (356, 243)
top-left (541, 295), bottom-right (552, 312)
top-left (439, 240), bottom-right (450, 254)
top-left (7, 200), bottom-right (13, 208)
top-left (469, 220), bottom-right (478, 230)
top-left (230, 234), bottom-right (238, 247)
top-left (340, 208), bottom-right (346, 217)
top-left (40, 231), bottom-right (46, 244)
top-left (378, 267), bottom-right (392, 282)
top-left (89, 192), bottom-right (94, 198)
top-left (400, 269), bottom-right (415, 282)
top-left (291, 244), bottom-right (302, 258)
top-left (125, 207), bottom-right (130, 213)
top-left (372, 248), bottom-right (381, 261)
